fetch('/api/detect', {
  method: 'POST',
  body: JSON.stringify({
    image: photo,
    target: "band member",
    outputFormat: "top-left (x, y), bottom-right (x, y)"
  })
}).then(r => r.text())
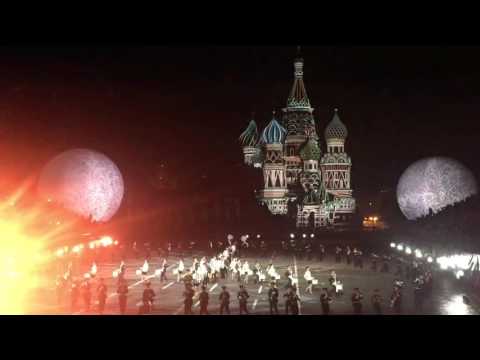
top-left (56, 275), bottom-right (66, 306)
top-left (371, 289), bottom-right (382, 315)
top-left (117, 279), bottom-right (128, 315)
top-left (96, 278), bottom-right (107, 315)
top-left (329, 271), bottom-right (337, 286)
top-left (260, 240), bottom-right (268, 258)
top-left (183, 269), bottom-right (193, 288)
top-left (119, 260), bottom-right (126, 281)
top-left (304, 266), bottom-right (314, 294)
top-left (318, 244), bottom-right (325, 262)
top-left (176, 258), bottom-right (185, 283)
top-left (320, 288), bottom-right (332, 315)
top-left (141, 260), bottom-right (149, 281)
top-left (413, 276), bottom-right (424, 312)
top-left (353, 248), bottom-right (359, 267)
top-left (334, 280), bottom-right (344, 297)
top-left (390, 287), bottom-right (402, 314)
top-left (287, 287), bottom-right (300, 315)
top-left (268, 282), bottom-right (279, 315)
top-left (219, 286), bottom-right (230, 315)
top-left (371, 256), bottom-right (378, 272)
top-left (70, 278), bottom-right (80, 313)
top-left (253, 262), bottom-right (261, 285)
top-left (381, 257), bottom-right (390, 273)
top-left (141, 282), bottom-right (155, 315)
top-left (351, 288), bottom-right (363, 314)
top-left (81, 279), bottom-right (92, 313)
top-left (305, 242), bottom-right (313, 261)
top-left (184, 284), bottom-right (195, 315)
top-left (160, 258), bottom-right (168, 282)
top-left (242, 261), bottom-right (252, 284)
top-left (237, 285), bottom-right (250, 315)
top-left (199, 286), bottom-right (209, 315)
top-left (346, 246), bottom-right (352, 265)
top-left (335, 246), bottom-right (342, 263)
top-left (285, 266), bottom-right (293, 289)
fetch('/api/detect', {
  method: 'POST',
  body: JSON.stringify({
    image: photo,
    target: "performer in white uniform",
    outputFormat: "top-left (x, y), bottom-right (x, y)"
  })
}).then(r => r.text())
top-left (303, 266), bottom-right (314, 294)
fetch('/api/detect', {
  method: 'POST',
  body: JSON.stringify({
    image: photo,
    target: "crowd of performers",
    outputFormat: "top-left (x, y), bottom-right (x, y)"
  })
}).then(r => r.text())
top-left (54, 237), bottom-right (436, 315)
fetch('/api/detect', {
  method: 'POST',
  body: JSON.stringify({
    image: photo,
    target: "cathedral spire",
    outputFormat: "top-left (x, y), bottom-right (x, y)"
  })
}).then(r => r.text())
top-left (287, 47), bottom-right (312, 110)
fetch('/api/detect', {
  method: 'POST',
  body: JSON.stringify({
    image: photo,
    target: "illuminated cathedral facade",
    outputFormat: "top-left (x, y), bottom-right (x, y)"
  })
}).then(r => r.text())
top-left (239, 53), bottom-right (356, 228)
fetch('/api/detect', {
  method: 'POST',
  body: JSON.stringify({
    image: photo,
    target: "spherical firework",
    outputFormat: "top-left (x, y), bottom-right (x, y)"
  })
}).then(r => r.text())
top-left (38, 148), bottom-right (124, 222)
top-left (397, 157), bottom-right (477, 220)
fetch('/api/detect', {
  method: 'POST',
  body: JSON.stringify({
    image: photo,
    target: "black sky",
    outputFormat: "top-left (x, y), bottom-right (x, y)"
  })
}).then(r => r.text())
top-left (0, 45), bottom-right (479, 215)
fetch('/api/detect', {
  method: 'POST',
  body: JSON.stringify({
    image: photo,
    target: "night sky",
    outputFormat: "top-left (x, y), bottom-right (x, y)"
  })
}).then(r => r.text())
top-left (0, 45), bottom-right (479, 218)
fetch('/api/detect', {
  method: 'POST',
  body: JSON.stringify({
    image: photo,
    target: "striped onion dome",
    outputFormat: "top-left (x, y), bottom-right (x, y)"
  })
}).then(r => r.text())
top-left (325, 109), bottom-right (348, 140)
top-left (261, 116), bottom-right (287, 144)
top-left (239, 120), bottom-right (258, 147)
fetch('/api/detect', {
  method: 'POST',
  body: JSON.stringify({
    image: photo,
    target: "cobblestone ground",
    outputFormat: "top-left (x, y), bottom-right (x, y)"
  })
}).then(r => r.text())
top-left (27, 251), bottom-right (480, 315)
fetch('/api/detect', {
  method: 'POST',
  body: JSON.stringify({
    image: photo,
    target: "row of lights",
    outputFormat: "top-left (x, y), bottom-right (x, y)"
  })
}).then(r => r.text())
top-left (390, 242), bottom-right (433, 263)
top-left (390, 242), bottom-right (477, 279)
top-left (290, 234), bottom-right (315, 239)
top-left (55, 236), bottom-right (117, 258)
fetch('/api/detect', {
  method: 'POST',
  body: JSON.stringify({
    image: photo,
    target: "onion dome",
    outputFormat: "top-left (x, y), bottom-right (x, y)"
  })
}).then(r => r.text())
top-left (325, 109), bottom-right (348, 140)
top-left (261, 114), bottom-right (287, 144)
top-left (239, 119), bottom-right (258, 147)
top-left (300, 137), bottom-right (321, 161)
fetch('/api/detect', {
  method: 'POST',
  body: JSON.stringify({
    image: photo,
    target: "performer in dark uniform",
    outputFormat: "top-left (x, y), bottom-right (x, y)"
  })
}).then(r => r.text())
top-left (70, 278), bottom-right (80, 313)
top-left (56, 275), bottom-right (66, 306)
top-left (260, 240), bottom-right (268, 258)
top-left (81, 279), bottom-right (92, 313)
top-left (141, 282), bottom-right (155, 314)
top-left (318, 244), bottom-right (325, 262)
top-left (305, 242), bottom-right (313, 261)
top-left (237, 285), bottom-right (250, 315)
top-left (268, 282), bottom-right (279, 315)
top-left (290, 288), bottom-right (300, 315)
top-left (390, 287), bottom-right (402, 314)
top-left (371, 289), bottom-right (382, 315)
top-left (335, 246), bottom-right (342, 263)
top-left (284, 287), bottom-right (300, 315)
top-left (346, 246), bottom-right (352, 265)
top-left (219, 286), bottom-right (230, 315)
top-left (117, 279), bottom-right (128, 315)
top-left (160, 259), bottom-right (168, 283)
top-left (199, 286), bottom-right (209, 315)
top-left (320, 288), bottom-right (332, 315)
top-left (183, 284), bottom-right (195, 315)
top-left (381, 256), bottom-right (390, 273)
top-left (96, 278), bottom-right (107, 315)
top-left (351, 288), bottom-right (363, 314)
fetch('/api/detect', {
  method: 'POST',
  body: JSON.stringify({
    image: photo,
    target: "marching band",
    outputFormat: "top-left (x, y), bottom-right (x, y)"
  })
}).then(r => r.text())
top-left (52, 239), bottom-right (435, 315)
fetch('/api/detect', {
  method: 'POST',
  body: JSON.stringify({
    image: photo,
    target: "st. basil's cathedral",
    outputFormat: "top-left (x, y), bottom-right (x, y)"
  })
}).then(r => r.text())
top-left (239, 52), bottom-right (356, 228)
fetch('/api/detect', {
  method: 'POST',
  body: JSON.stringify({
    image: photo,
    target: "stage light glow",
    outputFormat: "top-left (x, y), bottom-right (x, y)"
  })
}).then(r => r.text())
top-left (415, 250), bottom-right (423, 258)
top-left (427, 256), bottom-right (433, 263)
top-left (405, 247), bottom-right (412, 255)
top-left (290, 233), bottom-right (295, 239)
top-left (456, 270), bottom-right (464, 279)
top-left (310, 234), bottom-right (314, 238)
top-left (302, 234), bottom-right (306, 238)
top-left (390, 242), bottom-right (396, 248)
top-left (397, 244), bottom-right (404, 251)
